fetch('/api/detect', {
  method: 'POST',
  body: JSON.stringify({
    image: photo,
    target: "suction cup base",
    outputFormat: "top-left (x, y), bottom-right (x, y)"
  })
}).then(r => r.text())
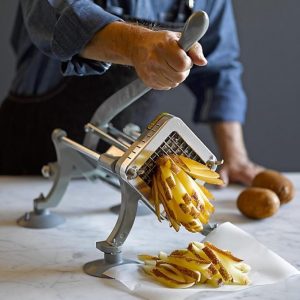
top-left (17, 209), bottom-right (65, 229)
top-left (83, 258), bottom-right (137, 278)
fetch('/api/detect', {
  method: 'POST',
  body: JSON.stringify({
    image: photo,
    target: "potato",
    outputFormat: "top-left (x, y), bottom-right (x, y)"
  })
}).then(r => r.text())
top-left (237, 187), bottom-right (280, 219)
top-left (252, 170), bottom-right (295, 204)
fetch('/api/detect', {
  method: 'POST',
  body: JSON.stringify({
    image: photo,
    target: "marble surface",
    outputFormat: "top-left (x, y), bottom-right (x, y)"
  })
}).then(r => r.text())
top-left (0, 174), bottom-right (299, 300)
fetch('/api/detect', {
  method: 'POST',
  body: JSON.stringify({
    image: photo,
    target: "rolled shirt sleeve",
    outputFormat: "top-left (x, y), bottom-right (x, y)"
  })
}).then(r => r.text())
top-left (20, 0), bottom-right (122, 76)
top-left (186, 0), bottom-right (247, 124)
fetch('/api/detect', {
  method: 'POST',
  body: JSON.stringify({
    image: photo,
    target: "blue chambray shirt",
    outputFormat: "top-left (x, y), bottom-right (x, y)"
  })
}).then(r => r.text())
top-left (10, 0), bottom-right (247, 123)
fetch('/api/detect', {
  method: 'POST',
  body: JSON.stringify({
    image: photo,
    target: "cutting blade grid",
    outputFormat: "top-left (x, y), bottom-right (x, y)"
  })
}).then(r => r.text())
top-left (139, 131), bottom-right (204, 186)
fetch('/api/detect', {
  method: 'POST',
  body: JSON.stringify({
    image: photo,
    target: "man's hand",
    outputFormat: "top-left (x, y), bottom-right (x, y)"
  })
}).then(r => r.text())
top-left (81, 22), bottom-right (207, 90)
top-left (131, 30), bottom-right (207, 90)
top-left (211, 121), bottom-right (264, 187)
top-left (219, 156), bottom-right (264, 187)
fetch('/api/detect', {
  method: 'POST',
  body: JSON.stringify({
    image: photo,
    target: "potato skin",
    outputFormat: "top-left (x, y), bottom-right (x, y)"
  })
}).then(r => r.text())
top-left (237, 187), bottom-right (280, 219)
top-left (252, 170), bottom-right (295, 204)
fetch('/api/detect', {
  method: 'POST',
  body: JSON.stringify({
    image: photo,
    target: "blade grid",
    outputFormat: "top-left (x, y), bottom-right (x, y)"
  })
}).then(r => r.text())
top-left (139, 131), bottom-right (203, 185)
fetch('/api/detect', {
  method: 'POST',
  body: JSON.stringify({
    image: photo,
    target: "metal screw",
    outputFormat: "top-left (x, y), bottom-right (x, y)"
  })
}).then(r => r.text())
top-left (123, 123), bottom-right (141, 139)
top-left (126, 166), bottom-right (139, 180)
top-left (41, 165), bottom-right (52, 178)
top-left (206, 159), bottom-right (224, 169)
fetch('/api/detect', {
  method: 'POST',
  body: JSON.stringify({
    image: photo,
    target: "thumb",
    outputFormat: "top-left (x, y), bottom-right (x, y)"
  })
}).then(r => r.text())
top-left (188, 43), bottom-right (207, 66)
top-left (219, 167), bottom-right (229, 188)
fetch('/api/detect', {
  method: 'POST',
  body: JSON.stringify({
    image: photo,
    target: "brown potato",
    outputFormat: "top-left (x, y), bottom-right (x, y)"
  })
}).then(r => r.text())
top-left (252, 170), bottom-right (295, 204)
top-left (237, 187), bottom-right (280, 219)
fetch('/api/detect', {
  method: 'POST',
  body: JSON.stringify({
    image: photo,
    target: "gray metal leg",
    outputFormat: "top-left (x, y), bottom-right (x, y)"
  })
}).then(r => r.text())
top-left (17, 204), bottom-right (65, 229)
top-left (17, 129), bottom-right (97, 229)
top-left (110, 201), bottom-right (152, 216)
top-left (84, 179), bottom-right (140, 277)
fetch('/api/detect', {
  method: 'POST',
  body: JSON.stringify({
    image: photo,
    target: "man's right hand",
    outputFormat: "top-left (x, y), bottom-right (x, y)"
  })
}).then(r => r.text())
top-left (81, 22), bottom-right (207, 90)
top-left (130, 29), bottom-right (207, 90)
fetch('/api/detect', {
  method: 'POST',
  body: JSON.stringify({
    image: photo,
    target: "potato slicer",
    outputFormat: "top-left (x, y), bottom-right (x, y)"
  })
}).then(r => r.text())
top-left (17, 11), bottom-right (220, 277)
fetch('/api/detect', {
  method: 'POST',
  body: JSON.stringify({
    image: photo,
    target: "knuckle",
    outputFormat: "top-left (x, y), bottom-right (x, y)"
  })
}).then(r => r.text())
top-left (174, 71), bottom-right (189, 83)
top-left (192, 42), bottom-right (203, 52)
top-left (164, 31), bottom-right (178, 40)
top-left (169, 82), bottom-right (178, 88)
top-left (156, 84), bottom-right (170, 90)
top-left (176, 72), bottom-right (186, 82)
top-left (184, 69), bottom-right (190, 79)
top-left (177, 55), bottom-right (192, 71)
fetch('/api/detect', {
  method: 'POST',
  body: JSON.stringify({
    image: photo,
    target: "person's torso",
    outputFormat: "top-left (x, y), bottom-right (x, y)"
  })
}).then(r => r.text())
top-left (10, 0), bottom-right (208, 96)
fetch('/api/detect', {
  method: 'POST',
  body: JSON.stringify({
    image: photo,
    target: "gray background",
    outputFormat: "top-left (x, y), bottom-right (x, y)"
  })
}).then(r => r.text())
top-left (0, 1), bottom-right (299, 171)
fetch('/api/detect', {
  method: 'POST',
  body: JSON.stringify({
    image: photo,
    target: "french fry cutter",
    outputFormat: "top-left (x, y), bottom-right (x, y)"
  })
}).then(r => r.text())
top-left (17, 11), bottom-right (221, 277)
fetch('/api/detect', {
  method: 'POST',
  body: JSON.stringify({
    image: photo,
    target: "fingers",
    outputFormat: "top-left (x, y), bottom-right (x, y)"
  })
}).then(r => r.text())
top-left (133, 30), bottom-right (207, 90)
top-left (159, 39), bottom-right (194, 72)
top-left (219, 168), bottom-right (229, 188)
top-left (140, 64), bottom-right (185, 90)
top-left (188, 43), bottom-right (207, 66)
top-left (136, 51), bottom-right (191, 90)
top-left (236, 171), bottom-right (254, 187)
top-left (151, 70), bottom-right (181, 90)
top-left (236, 163), bottom-right (265, 186)
top-left (219, 162), bottom-right (265, 187)
top-left (152, 39), bottom-right (193, 89)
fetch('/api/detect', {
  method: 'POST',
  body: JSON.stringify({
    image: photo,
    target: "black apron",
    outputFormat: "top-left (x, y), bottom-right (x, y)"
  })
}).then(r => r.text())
top-left (0, 10), bottom-right (189, 175)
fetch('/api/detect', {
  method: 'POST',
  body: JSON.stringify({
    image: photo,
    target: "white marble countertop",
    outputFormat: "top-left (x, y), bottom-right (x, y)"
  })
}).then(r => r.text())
top-left (0, 174), bottom-right (299, 300)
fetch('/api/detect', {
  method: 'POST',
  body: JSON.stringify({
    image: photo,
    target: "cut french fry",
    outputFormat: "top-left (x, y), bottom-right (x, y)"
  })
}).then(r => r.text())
top-left (198, 184), bottom-right (215, 200)
top-left (151, 155), bottom-right (223, 232)
top-left (151, 174), bottom-right (161, 222)
top-left (139, 241), bottom-right (250, 289)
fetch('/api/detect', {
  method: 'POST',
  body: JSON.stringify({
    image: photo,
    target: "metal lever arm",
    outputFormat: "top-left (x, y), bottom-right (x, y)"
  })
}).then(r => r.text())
top-left (83, 11), bottom-right (209, 149)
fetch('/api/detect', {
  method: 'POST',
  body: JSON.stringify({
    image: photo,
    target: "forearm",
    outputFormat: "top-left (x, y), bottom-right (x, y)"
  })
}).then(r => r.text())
top-left (211, 121), bottom-right (264, 186)
top-left (80, 21), bottom-right (148, 66)
top-left (81, 21), bottom-right (207, 90)
top-left (211, 121), bottom-right (248, 162)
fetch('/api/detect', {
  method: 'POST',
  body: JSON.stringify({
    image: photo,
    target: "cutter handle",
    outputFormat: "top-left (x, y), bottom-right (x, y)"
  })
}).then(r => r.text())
top-left (178, 11), bottom-right (209, 52)
top-left (84, 11), bottom-right (210, 149)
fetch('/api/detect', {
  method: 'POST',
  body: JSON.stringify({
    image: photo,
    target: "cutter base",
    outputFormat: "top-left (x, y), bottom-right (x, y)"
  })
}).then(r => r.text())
top-left (17, 209), bottom-right (65, 229)
top-left (83, 258), bottom-right (138, 278)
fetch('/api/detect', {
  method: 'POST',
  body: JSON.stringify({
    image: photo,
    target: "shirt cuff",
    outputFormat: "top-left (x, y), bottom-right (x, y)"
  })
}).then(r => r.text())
top-left (51, 0), bottom-right (121, 61)
top-left (61, 56), bottom-right (111, 76)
